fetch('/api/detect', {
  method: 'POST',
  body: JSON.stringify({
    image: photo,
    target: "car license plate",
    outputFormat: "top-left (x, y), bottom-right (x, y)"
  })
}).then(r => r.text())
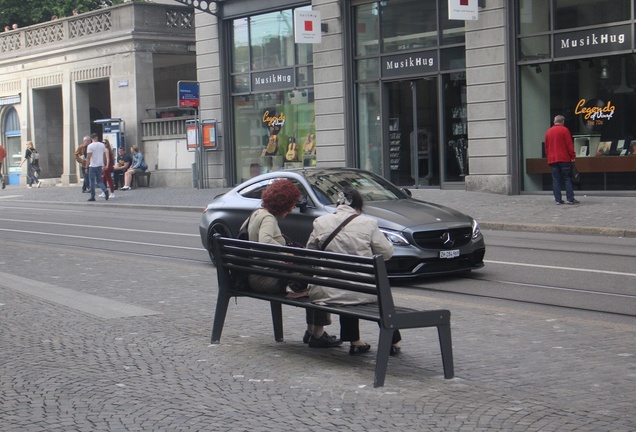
top-left (440, 249), bottom-right (460, 259)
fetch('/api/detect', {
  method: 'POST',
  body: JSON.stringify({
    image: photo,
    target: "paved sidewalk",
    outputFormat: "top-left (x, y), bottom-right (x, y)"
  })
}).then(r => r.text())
top-left (2, 183), bottom-right (635, 237)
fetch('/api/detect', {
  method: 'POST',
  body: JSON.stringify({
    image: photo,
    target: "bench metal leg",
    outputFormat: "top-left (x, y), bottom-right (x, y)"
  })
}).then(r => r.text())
top-left (437, 323), bottom-right (455, 379)
top-left (373, 328), bottom-right (395, 387)
top-left (270, 301), bottom-right (284, 342)
top-left (211, 291), bottom-right (232, 344)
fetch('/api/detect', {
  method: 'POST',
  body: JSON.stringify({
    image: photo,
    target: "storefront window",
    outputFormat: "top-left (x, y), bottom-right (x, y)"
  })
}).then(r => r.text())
top-left (355, 3), bottom-right (379, 57)
top-left (353, 1), bottom-right (465, 187)
top-left (229, 6), bottom-right (314, 184)
top-left (443, 73), bottom-right (468, 182)
top-left (518, 1), bottom-right (636, 192)
top-left (518, 0), bottom-right (550, 35)
top-left (554, 0), bottom-right (631, 30)
top-left (521, 55), bottom-right (636, 191)
top-left (357, 83), bottom-right (382, 175)
top-left (233, 90), bottom-right (315, 182)
top-left (232, 18), bottom-right (249, 73)
top-left (381, 0), bottom-right (437, 52)
top-left (439, 0), bottom-right (465, 45)
top-left (249, 11), bottom-right (295, 70)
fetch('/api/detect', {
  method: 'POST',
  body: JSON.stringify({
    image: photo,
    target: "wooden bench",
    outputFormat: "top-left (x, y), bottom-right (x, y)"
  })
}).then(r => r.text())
top-left (131, 171), bottom-right (151, 188)
top-left (211, 234), bottom-right (454, 388)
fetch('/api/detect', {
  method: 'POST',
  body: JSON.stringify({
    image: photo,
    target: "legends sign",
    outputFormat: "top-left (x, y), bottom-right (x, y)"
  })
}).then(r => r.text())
top-left (554, 25), bottom-right (631, 58)
top-left (574, 98), bottom-right (615, 132)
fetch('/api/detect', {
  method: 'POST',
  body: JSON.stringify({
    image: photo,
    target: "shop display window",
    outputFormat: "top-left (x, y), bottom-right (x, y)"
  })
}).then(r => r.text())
top-left (229, 6), bottom-right (314, 184)
top-left (233, 90), bottom-right (315, 182)
top-left (521, 55), bottom-right (636, 191)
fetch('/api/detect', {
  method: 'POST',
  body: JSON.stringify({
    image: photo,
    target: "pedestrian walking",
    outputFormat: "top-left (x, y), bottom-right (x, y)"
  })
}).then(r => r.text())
top-left (99, 139), bottom-right (115, 199)
top-left (544, 115), bottom-right (578, 205)
top-left (19, 141), bottom-right (41, 188)
top-left (74, 136), bottom-right (91, 193)
top-left (0, 143), bottom-right (7, 189)
top-left (85, 133), bottom-right (109, 202)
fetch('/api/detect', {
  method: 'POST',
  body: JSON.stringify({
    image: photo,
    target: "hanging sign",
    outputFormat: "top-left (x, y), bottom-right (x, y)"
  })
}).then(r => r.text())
top-left (178, 80), bottom-right (200, 108)
top-left (448, 0), bottom-right (478, 21)
top-left (186, 120), bottom-right (199, 151)
top-left (294, 9), bottom-right (321, 44)
top-left (202, 120), bottom-right (218, 150)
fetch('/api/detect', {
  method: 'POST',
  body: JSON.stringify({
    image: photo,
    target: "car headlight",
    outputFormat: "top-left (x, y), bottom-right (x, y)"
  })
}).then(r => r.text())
top-left (379, 228), bottom-right (410, 246)
top-left (472, 219), bottom-right (482, 239)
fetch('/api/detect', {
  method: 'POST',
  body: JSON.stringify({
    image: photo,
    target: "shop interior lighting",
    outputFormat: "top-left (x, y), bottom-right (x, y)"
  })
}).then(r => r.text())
top-left (600, 60), bottom-right (610, 80)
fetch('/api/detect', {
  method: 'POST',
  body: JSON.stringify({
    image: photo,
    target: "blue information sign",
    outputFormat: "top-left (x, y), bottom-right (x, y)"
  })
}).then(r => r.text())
top-left (178, 81), bottom-right (200, 108)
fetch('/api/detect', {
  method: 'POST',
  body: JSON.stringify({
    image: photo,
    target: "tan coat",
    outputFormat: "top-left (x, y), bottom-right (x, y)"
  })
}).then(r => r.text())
top-left (243, 209), bottom-right (287, 294)
top-left (307, 205), bottom-right (393, 305)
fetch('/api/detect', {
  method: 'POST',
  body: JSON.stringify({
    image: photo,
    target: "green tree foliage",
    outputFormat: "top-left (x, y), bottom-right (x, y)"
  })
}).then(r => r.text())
top-left (1, 0), bottom-right (126, 28)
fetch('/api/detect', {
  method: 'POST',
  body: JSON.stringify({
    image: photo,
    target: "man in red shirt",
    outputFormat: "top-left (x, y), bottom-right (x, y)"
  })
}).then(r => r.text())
top-left (544, 115), bottom-right (578, 205)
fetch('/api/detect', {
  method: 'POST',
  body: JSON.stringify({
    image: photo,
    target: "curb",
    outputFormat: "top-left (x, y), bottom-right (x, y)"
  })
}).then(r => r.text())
top-left (479, 222), bottom-right (636, 238)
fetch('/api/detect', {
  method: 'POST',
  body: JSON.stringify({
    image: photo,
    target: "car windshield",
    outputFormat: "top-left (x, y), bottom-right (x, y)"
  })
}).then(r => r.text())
top-left (305, 170), bottom-right (407, 205)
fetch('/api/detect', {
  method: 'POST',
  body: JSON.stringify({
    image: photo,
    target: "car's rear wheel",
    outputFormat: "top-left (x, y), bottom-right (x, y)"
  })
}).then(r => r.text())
top-left (207, 222), bottom-right (232, 266)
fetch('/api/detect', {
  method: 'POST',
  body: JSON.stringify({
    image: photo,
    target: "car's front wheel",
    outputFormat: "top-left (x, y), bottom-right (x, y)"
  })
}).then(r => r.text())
top-left (207, 222), bottom-right (232, 266)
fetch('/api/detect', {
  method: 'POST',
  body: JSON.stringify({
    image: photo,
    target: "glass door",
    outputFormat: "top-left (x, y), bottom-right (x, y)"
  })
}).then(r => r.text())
top-left (386, 79), bottom-right (439, 187)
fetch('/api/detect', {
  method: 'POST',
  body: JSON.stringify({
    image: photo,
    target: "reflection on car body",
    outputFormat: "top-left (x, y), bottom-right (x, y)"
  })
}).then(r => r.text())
top-left (199, 168), bottom-right (485, 278)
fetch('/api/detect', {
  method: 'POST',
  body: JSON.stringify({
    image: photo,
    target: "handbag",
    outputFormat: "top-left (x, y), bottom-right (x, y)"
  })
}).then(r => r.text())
top-left (571, 164), bottom-right (580, 185)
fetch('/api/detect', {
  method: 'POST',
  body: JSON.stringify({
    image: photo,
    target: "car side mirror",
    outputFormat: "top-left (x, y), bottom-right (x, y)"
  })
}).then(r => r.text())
top-left (297, 196), bottom-right (308, 213)
top-left (401, 188), bottom-right (412, 197)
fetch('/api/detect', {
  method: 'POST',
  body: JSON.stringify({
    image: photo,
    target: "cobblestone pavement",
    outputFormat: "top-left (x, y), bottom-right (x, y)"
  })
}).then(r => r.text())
top-left (1, 184), bottom-right (635, 431)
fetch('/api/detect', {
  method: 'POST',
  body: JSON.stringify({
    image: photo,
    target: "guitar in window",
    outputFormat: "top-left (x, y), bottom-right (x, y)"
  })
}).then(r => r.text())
top-left (285, 137), bottom-right (299, 161)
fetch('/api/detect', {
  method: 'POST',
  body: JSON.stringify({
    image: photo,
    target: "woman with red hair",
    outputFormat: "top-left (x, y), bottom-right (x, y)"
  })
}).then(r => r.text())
top-left (243, 179), bottom-right (301, 294)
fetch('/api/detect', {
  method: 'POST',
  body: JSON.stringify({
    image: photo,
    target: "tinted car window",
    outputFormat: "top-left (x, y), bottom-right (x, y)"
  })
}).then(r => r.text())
top-left (239, 180), bottom-right (272, 199)
top-left (238, 178), bottom-right (313, 207)
top-left (305, 170), bottom-right (407, 205)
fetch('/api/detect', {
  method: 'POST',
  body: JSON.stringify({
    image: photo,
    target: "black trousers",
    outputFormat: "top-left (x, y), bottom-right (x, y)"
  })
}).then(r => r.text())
top-left (306, 310), bottom-right (332, 327)
top-left (340, 315), bottom-right (402, 344)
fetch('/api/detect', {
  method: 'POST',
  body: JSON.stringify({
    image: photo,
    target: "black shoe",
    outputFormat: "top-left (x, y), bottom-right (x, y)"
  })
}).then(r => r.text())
top-left (105, 190), bottom-right (109, 201)
top-left (389, 345), bottom-right (401, 356)
top-left (566, 199), bottom-right (579, 205)
top-left (308, 332), bottom-right (343, 348)
top-left (349, 343), bottom-right (371, 355)
top-left (304, 331), bottom-right (338, 344)
top-left (87, 198), bottom-right (96, 202)
top-left (555, 200), bottom-right (564, 205)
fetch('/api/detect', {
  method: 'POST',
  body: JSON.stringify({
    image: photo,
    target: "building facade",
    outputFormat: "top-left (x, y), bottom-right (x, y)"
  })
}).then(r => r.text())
top-left (188, 0), bottom-right (636, 194)
top-left (0, 3), bottom-right (197, 187)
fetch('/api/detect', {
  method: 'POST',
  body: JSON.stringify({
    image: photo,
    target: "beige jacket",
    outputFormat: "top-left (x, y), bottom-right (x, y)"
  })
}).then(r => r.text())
top-left (307, 205), bottom-right (393, 305)
top-left (244, 209), bottom-right (287, 294)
